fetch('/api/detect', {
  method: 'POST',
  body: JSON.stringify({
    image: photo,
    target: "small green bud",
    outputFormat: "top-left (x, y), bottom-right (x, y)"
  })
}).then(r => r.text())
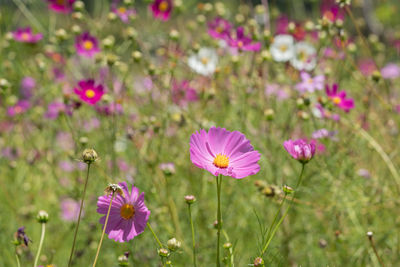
top-left (223, 242), bottom-right (232, 249)
top-left (283, 185), bottom-right (294, 194)
top-left (169, 29), bottom-right (180, 41)
top-left (82, 148), bottom-right (98, 164)
top-left (184, 195), bottom-right (196, 204)
top-left (371, 70), bottom-right (381, 82)
top-left (158, 248), bottom-right (170, 257)
top-left (72, 12), bottom-right (83, 20)
top-left (55, 28), bottom-right (68, 41)
top-left (37, 210), bottom-right (49, 223)
top-left (71, 25), bottom-right (82, 34)
top-left (132, 51), bottom-right (142, 62)
top-left (167, 238), bottom-right (181, 251)
top-left (254, 257), bottom-right (264, 267)
top-left (264, 109), bottom-right (274, 120)
top-left (73, 1), bottom-right (85, 11)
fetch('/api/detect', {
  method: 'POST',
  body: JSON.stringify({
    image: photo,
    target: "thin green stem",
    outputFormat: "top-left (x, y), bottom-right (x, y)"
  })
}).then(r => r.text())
top-left (33, 223), bottom-right (46, 267)
top-left (265, 194), bottom-right (288, 243)
top-left (147, 222), bottom-right (163, 248)
top-left (11, 0), bottom-right (45, 33)
top-left (92, 193), bottom-right (115, 267)
top-left (260, 164), bottom-right (305, 256)
top-left (368, 236), bottom-right (385, 267)
top-left (15, 252), bottom-right (21, 267)
top-left (188, 204), bottom-right (197, 267)
top-left (68, 163), bottom-right (91, 267)
top-left (216, 175), bottom-right (222, 267)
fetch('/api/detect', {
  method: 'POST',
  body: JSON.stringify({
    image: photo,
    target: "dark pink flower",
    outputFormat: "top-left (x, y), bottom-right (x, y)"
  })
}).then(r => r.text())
top-left (47, 0), bottom-right (75, 13)
top-left (283, 139), bottom-right (316, 164)
top-left (7, 100), bottom-right (30, 116)
top-left (208, 17), bottom-right (232, 40)
top-left (320, 0), bottom-right (345, 22)
top-left (75, 32), bottom-right (100, 58)
top-left (97, 182), bottom-right (150, 242)
top-left (226, 27), bottom-right (261, 52)
top-left (190, 127), bottom-right (260, 179)
top-left (150, 0), bottom-right (173, 21)
top-left (172, 80), bottom-right (198, 107)
top-left (325, 84), bottom-right (355, 112)
top-left (74, 79), bottom-right (104, 105)
top-left (12, 27), bottom-right (43, 43)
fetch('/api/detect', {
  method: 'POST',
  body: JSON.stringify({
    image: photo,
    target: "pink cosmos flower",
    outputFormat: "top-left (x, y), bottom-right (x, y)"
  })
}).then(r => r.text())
top-left (358, 59), bottom-right (377, 76)
top-left (20, 77), bottom-right (36, 99)
top-left (325, 83), bottom-right (355, 112)
top-left (47, 0), bottom-right (75, 13)
top-left (226, 27), bottom-right (261, 52)
top-left (61, 198), bottom-right (81, 222)
top-left (320, 0), bottom-right (344, 22)
top-left (295, 72), bottom-right (325, 93)
top-left (150, 0), bottom-right (173, 21)
top-left (283, 139), bottom-right (316, 164)
top-left (97, 182), bottom-right (150, 242)
top-left (171, 80), bottom-right (198, 107)
top-left (189, 127), bottom-right (261, 179)
top-left (381, 63), bottom-right (400, 79)
top-left (12, 27), bottom-right (43, 43)
top-left (208, 17), bottom-right (232, 40)
top-left (7, 100), bottom-right (30, 116)
top-left (112, 6), bottom-right (136, 23)
top-left (75, 32), bottom-right (100, 58)
top-left (74, 79), bottom-right (104, 105)
top-left (44, 101), bottom-right (72, 119)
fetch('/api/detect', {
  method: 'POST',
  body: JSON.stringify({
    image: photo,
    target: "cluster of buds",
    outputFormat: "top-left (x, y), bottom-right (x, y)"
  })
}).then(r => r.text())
top-left (254, 180), bottom-right (281, 198)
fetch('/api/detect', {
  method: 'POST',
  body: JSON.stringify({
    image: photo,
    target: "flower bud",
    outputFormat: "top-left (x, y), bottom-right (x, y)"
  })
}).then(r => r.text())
top-left (167, 238), bottom-right (181, 251)
top-left (158, 248), bottom-right (170, 257)
top-left (254, 257), bottom-right (264, 267)
top-left (72, 12), bottom-right (83, 20)
top-left (131, 51), bottom-right (142, 63)
top-left (104, 183), bottom-right (124, 197)
top-left (169, 29), bottom-right (180, 41)
top-left (283, 185), bottom-right (294, 194)
top-left (55, 28), bottom-right (68, 41)
top-left (371, 70), bottom-right (381, 82)
top-left (264, 109), bottom-right (274, 120)
top-left (82, 148), bottom-right (98, 164)
top-left (184, 195), bottom-right (196, 204)
top-left (37, 210), bottom-right (49, 223)
top-left (223, 242), bottom-right (232, 249)
top-left (118, 255), bottom-right (129, 266)
top-left (73, 1), bottom-right (85, 11)
top-left (71, 24), bottom-right (82, 34)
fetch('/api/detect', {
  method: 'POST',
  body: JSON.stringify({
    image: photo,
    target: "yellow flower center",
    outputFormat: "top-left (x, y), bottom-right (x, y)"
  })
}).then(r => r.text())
top-left (120, 203), bottom-right (135, 220)
top-left (56, 0), bottom-right (65, 5)
top-left (332, 96), bottom-right (341, 104)
top-left (159, 1), bottom-right (169, 12)
top-left (238, 41), bottom-right (244, 48)
top-left (21, 33), bottom-right (30, 41)
top-left (307, 78), bottom-right (313, 84)
top-left (85, 89), bottom-right (95, 98)
top-left (213, 153), bottom-right (229, 168)
top-left (201, 57), bottom-right (209, 65)
top-left (216, 26), bottom-right (223, 33)
top-left (298, 50), bottom-right (307, 61)
top-left (279, 44), bottom-right (288, 52)
top-left (83, 40), bottom-right (94, 50)
top-left (118, 7), bottom-right (127, 13)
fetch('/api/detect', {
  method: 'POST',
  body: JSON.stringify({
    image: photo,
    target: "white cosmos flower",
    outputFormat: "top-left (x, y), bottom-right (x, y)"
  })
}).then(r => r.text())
top-left (270, 34), bottom-right (295, 62)
top-left (290, 41), bottom-right (317, 71)
top-left (188, 47), bottom-right (218, 76)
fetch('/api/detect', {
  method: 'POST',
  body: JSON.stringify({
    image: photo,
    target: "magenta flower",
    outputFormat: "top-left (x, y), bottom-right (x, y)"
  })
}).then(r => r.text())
top-left (97, 182), bottom-right (150, 242)
top-left (381, 63), bottom-right (400, 79)
top-left (227, 27), bottom-right (261, 52)
top-left (7, 100), bottom-right (30, 117)
top-left (325, 84), bottom-right (354, 112)
top-left (74, 79), bottom-right (104, 105)
top-left (171, 80), bottom-right (198, 107)
top-left (75, 32), bottom-right (100, 58)
top-left (150, 0), bottom-right (173, 21)
top-left (20, 76), bottom-right (36, 99)
top-left (12, 27), bottom-right (42, 43)
top-left (61, 198), bottom-right (81, 222)
top-left (45, 101), bottom-right (72, 119)
top-left (47, 0), bottom-right (75, 13)
top-left (190, 127), bottom-right (261, 179)
top-left (208, 17), bottom-right (232, 40)
top-left (320, 0), bottom-right (344, 22)
top-left (112, 6), bottom-right (136, 23)
top-left (283, 139), bottom-right (316, 164)
top-left (295, 72), bottom-right (324, 93)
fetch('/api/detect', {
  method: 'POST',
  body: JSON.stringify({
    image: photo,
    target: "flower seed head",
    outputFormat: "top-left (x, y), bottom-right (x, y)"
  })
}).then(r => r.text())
top-left (104, 183), bottom-right (124, 197)
top-left (82, 148), bottom-right (98, 164)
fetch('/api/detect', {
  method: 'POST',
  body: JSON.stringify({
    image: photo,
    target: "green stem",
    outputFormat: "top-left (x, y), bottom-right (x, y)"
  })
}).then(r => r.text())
top-left (368, 236), bottom-right (385, 267)
top-left (260, 164), bottom-right (305, 256)
top-left (216, 175), bottom-right (222, 267)
top-left (92, 193), bottom-right (115, 267)
top-left (265, 194), bottom-right (287, 243)
top-left (188, 204), bottom-right (197, 267)
top-left (147, 222), bottom-right (163, 248)
top-left (68, 163), bottom-right (91, 267)
top-left (15, 252), bottom-right (21, 267)
top-left (33, 223), bottom-right (46, 267)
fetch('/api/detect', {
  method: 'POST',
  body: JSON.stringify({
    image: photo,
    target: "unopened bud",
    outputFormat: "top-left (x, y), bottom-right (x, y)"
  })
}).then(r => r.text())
top-left (104, 183), bottom-right (124, 197)
top-left (283, 185), bottom-right (294, 194)
top-left (73, 1), bottom-right (85, 11)
top-left (254, 257), bottom-right (264, 267)
top-left (37, 210), bottom-right (49, 223)
top-left (82, 148), bottom-right (98, 164)
top-left (167, 238), bottom-right (181, 251)
top-left (158, 248), bottom-right (170, 257)
top-left (184, 195), bottom-right (196, 204)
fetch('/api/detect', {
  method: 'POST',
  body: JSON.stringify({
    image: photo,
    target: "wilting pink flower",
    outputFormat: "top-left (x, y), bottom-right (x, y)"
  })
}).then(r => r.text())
top-left (20, 77), bottom-right (36, 99)
top-left (97, 182), bottom-right (150, 242)
top-left (283, 139), bottom-right (316, 164)
top-left (96, 102), bottom-right (123, 116)
top-left (12, 27), bottom-right (42, 43)
top-left (326, 84), bottom-right (354, 112)
top-left (208, 17), bottom-right (232, 40)
top-left (112, 6), bottom-right (136, 23)
top-left (7, 100), bottom-right (30, 117)
top-left (45, 101), bottom-right (72, 119)
top-left (295, 72), bottom-right (324, 93)
top-left (159, 162), bottom-right (175, 175)
top-left (226, 27), bottom-right (261, 52)
top-left (190, 127), bottom-right (260, 179)
top-left (74, 79), bottom-right (104, 105)
top-left (150, 0), bottom-right (173, 21)
top-left (61, 198), bottom-right (81, 222)
top-left (172, 80), bottom-right (198, 107)
top-left (47, 0), bottom-right (75, 13)
top-left (381, 63), bottom-right (400, 79)
top-left (358, 59), bottom-right (377, 76)
top-left (265, 84), bottom-right (290, 100)
top-left (75, 32), bottom-right (100, 58)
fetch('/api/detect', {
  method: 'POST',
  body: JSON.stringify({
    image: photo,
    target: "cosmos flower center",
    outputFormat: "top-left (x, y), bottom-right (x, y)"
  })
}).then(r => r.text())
top-left (159, 1), bottom-right (169, 12)
top-left (85, 89), bottom-right (95, 98)
top-left (332, 96), bottom-right (341, 104)
top-left (298, 50), bottom-right (307, 61)
top-left (279, 44), bottom-right (288, 52)
top-left (56, 0), bottom-right (65, 5)
top-left (83, 40), bottom-right (94, 50)
top-left (216, 26), bottom-right (223, 33)
top-left (213, 153), bottom-right (229, 168)
top-left (21, 33), bottom-right (30, 41)
top-left (14, 106), bottom-right (23, 114)
top-left (201, 57), bottom-right (209, 65)
top-left (307, 78), bottom-right (313, 84)
top-left (238, 41), bottom-right (244, 48)
top-left (120, 203), bottom-right (135, 220)
top-left (118, 7), bottom-right (127, 13)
